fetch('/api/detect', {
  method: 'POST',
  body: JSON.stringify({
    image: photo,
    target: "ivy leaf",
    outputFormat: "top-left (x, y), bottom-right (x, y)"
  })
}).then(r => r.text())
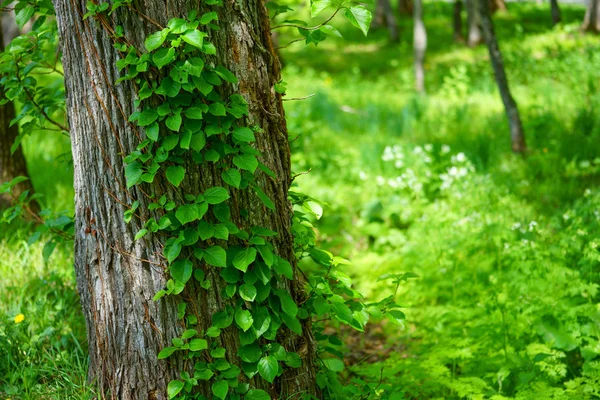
top-left (214, 66), bottom-right (238, 83)
top-left (181, 29), bottom-right (206, 49)
top-left (145, 28), bottom-right (169, 52)
top-left (181, 329), bottom-right (197, 339)
top-left (184, 107), bottom-right (204, 120)
top-left (166, 165), bottom-right (185, 187)
top-left (233, 247), bottom-right (257, 272)
top-left (167, 380), bottom-right (184, 399)
top-left (235, 308), bottom-right (254, 332)
top-left (245, 390), bottom-right (271, 400)
top-left (204, 187), bottom-right (229, 204)
top-left (166, 113), bottom-right (182, 132)
top-left (197, 221), bottom-right (214, 240)
top-left (257, 356), bottom-right (278, 383)
top-left (311, 0), bottom-right (331, 17)
top-left (273, 257), bottom-right (293, 279)
top-left (239, 343), bottom-right (261, 363)
top-left (203, 246), bottom-right (227, 267)
top-left (158, 346), bottom-right (178, 359)
top-left (281, 313), bottom-right (302, 334)
top-left (239, 283), bottom-right (257, 302)
top-left (138, 109), bottom-right (159, 126)
top-left (171, 259), bottom-right (192, 283)
top-left (189, 133), bottom-right (206, 151)
top-left (189, 338), bottom-right (208, 351)
top-left (153, 47), bottom-right (176, 69)
top-left (254, 186), bottom-right (275, 210)
top-left (232, 127), bottom-right (255, 143)
top-left (146, 122), bottom-right (159, 141)
top-left (125, 162), bottom-right (143, 188)
top-left (344, 6), bottom-right (372, 36)
top-left (276, 289), bottom-right (298, 317)
top-left (211, 380), bottom-right (228, 400)
top-left (233, 154), bottom-right (258, 173)
top-left (222, 168), bottom-right (241, 188)
top-left (176, 204), bottom-right (198, 225)
top-left (180, 129), bottom-right (192, 149)
top-left (200, 11), bottom-right (218, 24)
top-left (15, 6), bottom-right (34, 28)
top-left (209, 102), bottom-right (227, 116)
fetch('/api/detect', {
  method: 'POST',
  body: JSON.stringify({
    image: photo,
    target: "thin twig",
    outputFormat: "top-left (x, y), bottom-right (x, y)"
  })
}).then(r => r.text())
top-left (282, 93), bottom-right (315, 102)
top-left (271, 8), bottom-right (341, 31)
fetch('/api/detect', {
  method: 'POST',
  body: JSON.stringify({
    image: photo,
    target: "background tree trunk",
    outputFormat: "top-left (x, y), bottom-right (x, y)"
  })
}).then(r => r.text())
top-left (453, 0), bottom-right (464, 42)
top-left (0, 17), bottom-right (36, 210)
top-left (478, 0), bottom-right (527, 153)
top-left (373, 0), bottom-right (399, 42)
top-left (53, 0), bottom-right (317, 399)
top-left (550, 0), bottom-right (562, 25)
top-left (583, 0), bottom-right (600, 32)
top-left (466, 0), bottom-right (483, 46)
top-left (399, 0), bottom-right (414, 15)
top-left (414, 0), bottom-right (426, 92)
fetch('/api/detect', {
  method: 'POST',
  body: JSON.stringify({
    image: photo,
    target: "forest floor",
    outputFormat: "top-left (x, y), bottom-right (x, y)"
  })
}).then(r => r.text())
top-left (2, 2), bottom-right (600, 399)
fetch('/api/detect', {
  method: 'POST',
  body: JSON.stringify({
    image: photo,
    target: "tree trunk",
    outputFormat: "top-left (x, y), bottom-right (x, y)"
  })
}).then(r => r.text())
top-left (550, 0), bottom-right (562, 26)
top-left (466, 0), bottom-right (483, 47)
top-left (414, 0), bottom-right (426, 92)
top-left (373, 0), bottom-right (399, 42)
top-left (0, 17), bottom-right (36, 209)
top-left (453, 0), bottom-right (464, 43)
top-left (490, 0), bottom-right (506, 13)
top-left (399, 0), bottom-right (413, 15)
top-left (478, 0), bottom-right (527, 153)
top-left (583, 0), bottom-right (600, 32)
top-left (53, 0), bottom-right (317, 399)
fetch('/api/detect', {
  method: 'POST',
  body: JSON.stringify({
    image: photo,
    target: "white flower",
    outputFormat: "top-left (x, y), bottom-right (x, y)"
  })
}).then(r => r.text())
top-left (456, 152), bottom-right (466, 162)
top-left (424, 144), bottom-right (433, 152)
top-left (528, 221), bottom-right (537, 231)
top-left (394, 160), bottom-right (404, 168)
top-left (376, 176), bottom-right (385, 186)
top-left (359, 171), bottom-right (367, 181)
top-left (413, 146), bottom-right (423, 154)
top-left (442, 144), bottom-right (451, 154)
top-left (511, 222), bottom-right (522, 231)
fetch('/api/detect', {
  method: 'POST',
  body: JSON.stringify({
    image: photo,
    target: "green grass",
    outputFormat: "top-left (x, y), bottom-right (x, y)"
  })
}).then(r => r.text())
top-left (3, 1), bottom-right (600, 398)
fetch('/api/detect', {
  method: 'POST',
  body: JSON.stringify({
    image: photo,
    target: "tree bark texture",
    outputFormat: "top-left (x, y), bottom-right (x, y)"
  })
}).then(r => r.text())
top-left (466, 0), bottom-right (482, 47)
top-left (453, 0), bottom-right (464, 42)
top-left (399, 0), bottom-right (413, 15)
top-left (52, 0), bottom-right (317, 398)
top-left (550, 0), bottom-right (562, 26)
top-left (583, 0), bottom-right (600, 32)
top-left (0, 18), bottom-right (36, 209)
top-left (478, 0), bottom-right (527, 153)
top-left (414, 0), bottom-right (426, 93)
top-left (373, 0), bottom-right (399, 42)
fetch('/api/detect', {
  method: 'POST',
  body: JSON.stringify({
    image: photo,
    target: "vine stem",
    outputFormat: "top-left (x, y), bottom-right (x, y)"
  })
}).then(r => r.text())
top-left (271, 8), bottom-right (341, 31)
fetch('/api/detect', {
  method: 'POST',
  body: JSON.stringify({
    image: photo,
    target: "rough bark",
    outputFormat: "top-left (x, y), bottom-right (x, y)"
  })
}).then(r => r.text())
top-left (466, 0), bottom-right (482, 47)
top-left (583, 0), bottom-right (600, 32)
top-left (550, 0), bottom-right (562, 26)
top-left (373, 0), bottom-right (399, 42)
top-left (453, 0), bottom-right (464, 42)
top-left (52, 0), bottom-right (317, 399)
top-left (478, 0), bottom-right (527, 153)
top-left (0, 17), bottom-right (36, 209)
top-left (414, 0), bottom-right (426, 93)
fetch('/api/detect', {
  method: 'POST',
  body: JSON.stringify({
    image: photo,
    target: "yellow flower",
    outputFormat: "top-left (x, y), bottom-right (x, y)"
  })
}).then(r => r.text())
top-left (14, 314), bottom-right (25, 324)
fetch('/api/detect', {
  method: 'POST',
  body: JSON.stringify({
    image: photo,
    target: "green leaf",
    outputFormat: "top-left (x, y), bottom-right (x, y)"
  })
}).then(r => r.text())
top-left (254, 186), bottom-right (275, 210)
top-left (184, 107), bottom-right (204, 120)
top-left (189, 133), bottom-right (206, 151)
top-left (167, 380), bottom-right (184, 399)
top-left (145, 29), bottom-right (169, 52)
top-left (197, 221), bottom-right (214, 240)
top-left (203, 246), bottom-right (227, 267)
top-left (209, 102), bottom-right (227, 116)
top-left (222, 168), bottom-right (241, 188)
top-left (214, 66), bottom-right (238, 83)
top-left (146, 122), bottom-right (159, 141)
top-left (235, 308), bottom-right (253, 332)
top-left (180, 129), bottom-right (192, 149)
top-left (158, 346), bottom-right (178, 359)
top-left (311, 0), bottom-right (331, 17)
top-left (138, 109), bottom-right (159, 126)
top-left (323, 358), bottom-right (345, 372)
top-left (166, 165), bottom-right (185, 186)
top-left (239, 343), bottom-right (261, 363)
top-left (171, 259), bottom-right (192, 283)
top-left (233, 154), bottom-right (258, 173)
top-left (211, 380), bottom-right (228, 400)
top-left (16, 6), bottom-right (34, 29)
top-left (135, 229), bottom-right (148, 240)
top-left (281, 313), bottom-right (302, 334)
top-left (181, 29), bottom-right (206, 49)
top-left (276, 290), bottom-right (298, 317)
top-left (257, 356), bottom-right (278, 383)
top-left (239, 284), bottom-right (257, 302)
top-left (153, 47), bottom-right (176, 69)
top-left (200, 11), bottom-right (219, 24)
top-left (204, 187), bottom-right (229, 204)
top-left (125, 162), bottom-right (143, 188)
top-left (245, 389), bottom-right (271, 400)
top-left (344, 6), bottom-right (372, 36)
top-left (189, 338), bottom-right (208, 351)
top-left (176, 204), bottom-right (198, 225)
top-left (166, 113), bottom-right (182, 132)
top-left (232, 127), bottom-right (255, 143)
top-left (233, 247), bottom-right (257, 272)
top-left (181, 329), bottom-right (197, 339)
top-left (273, 257), bottom-right (293, 279)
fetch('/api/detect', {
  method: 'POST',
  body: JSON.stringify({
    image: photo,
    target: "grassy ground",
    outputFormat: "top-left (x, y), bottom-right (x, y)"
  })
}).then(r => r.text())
top-left (2, 1), bottom-right (600, 398)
